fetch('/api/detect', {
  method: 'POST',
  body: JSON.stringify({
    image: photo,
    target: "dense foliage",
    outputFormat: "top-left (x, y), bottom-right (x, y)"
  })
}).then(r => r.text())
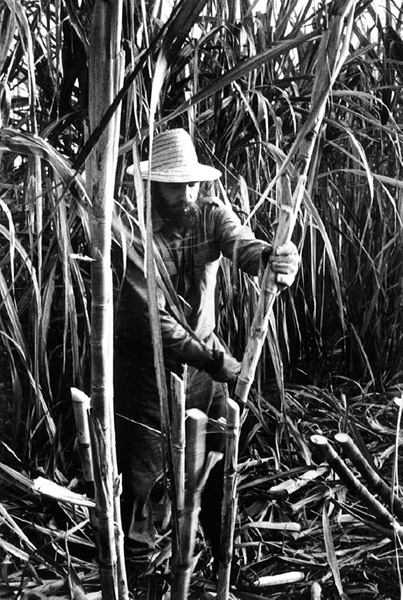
top-left (0, 0), bottom-right (402, 598)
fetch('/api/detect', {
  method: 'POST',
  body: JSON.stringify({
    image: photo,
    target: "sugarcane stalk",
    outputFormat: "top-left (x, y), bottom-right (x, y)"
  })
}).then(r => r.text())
top-left (170, 371), bottom-right (186, 574)
top-left (334, 432), bottom-right (403, 521)
top-left (238, 522), bottom-right (301, 534)
top-left (172, 409), bottom-right (223, 599)
top-left (71, 387), bottom-right (95, 498)
top-left (172, 408), bottom-right (207, 599)
top-left (176, 409), bottom-right (206, 595)
top-left (253, 571), bottom-right (305, 588)
top-left (87, 409), bottom-right (116, 598)
top-left (226, 11), bottom-right (358, 600)
top-left (32, 476), bottom-right (96, 508)
top-left (311, 434), bottom-right (400, 531)
top-left (235, 173), bottom-right (295, 405)
top-left (86, 1), bottom-right (127, 598)
top-left (235, 0), bottom-right (357, 406)
top-left (217, 399), bottom-right (240, 600)
top-left (113, 470), bottom-right (127, 599)
top-left (311, 581), bottom-right (322, 600)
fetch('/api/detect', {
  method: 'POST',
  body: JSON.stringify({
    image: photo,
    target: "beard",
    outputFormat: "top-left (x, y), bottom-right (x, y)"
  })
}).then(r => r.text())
top-left (154, 191), bottom-right (201, 231)
top-left (166, 201), bottom-right (201, 230)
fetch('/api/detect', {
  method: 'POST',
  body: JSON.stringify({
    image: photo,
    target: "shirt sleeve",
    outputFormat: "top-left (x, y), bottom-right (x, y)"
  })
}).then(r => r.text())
top-left (206, 200), bottom-right (271, 275)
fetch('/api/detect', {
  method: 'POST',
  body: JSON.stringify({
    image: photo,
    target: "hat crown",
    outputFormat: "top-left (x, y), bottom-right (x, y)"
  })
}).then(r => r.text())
top-left (136, 128), bottom-right (221, 183)
top-left (150, 129), bottom-right (199, 175)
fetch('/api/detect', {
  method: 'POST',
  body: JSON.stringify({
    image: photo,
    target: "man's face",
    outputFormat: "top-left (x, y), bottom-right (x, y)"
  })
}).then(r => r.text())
top-left (153, 181), bottom-right (201, 229)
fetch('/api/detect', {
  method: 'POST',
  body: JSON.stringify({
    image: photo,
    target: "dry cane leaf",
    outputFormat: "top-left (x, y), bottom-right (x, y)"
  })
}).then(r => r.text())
top-left (322, 504), bottom-right (348, 599)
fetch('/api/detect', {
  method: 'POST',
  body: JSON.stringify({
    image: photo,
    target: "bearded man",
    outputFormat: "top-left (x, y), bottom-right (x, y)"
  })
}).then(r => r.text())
top-left (113, 128), bottom-right (300, 594)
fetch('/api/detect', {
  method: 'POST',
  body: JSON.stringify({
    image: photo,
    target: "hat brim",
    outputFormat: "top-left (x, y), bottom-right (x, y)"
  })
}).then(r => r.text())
top-left (126, 161), bottom-right (221, 182)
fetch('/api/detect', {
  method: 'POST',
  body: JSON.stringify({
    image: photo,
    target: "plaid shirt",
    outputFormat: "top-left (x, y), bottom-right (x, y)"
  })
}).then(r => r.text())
top-left (114, 196), bottom-right (269, 369)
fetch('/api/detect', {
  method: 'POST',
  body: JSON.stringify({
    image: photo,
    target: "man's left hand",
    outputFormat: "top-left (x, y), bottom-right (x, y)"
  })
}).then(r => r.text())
top-left (263, 241), bottom-right (300, 288)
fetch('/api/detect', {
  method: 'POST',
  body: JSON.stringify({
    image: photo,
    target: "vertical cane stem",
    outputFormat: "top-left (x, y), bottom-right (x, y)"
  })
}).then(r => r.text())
top-left (71, 387), bottom-right (94, 497)
top-left (171, 371), bottom-right (186, 574)
top-left (172, 409), bottom-right (207, 599)
top-left (86, 1), bottom-right (126, 597)
top-left (217, 399), bottom-right (240, 600)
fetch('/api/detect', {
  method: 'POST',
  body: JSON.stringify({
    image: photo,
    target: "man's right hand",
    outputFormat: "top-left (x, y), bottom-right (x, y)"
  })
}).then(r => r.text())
top-left (214, 353), bottom-right (241, 383)
top-left (204, 350), bottom-right (241, 383)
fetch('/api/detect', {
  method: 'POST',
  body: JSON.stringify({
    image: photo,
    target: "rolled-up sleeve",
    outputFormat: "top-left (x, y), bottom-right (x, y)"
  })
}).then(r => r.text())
top-left (207, 202), bottom-right (270, 275)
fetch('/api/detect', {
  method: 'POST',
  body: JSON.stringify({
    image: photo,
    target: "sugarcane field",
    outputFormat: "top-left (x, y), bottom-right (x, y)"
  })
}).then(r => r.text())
top-left (0, 0), bottom-right (403, 599)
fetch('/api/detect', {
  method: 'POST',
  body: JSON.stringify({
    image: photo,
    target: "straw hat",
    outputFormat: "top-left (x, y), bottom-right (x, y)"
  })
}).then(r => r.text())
top-left (127, 128), bottom-right (221, 182)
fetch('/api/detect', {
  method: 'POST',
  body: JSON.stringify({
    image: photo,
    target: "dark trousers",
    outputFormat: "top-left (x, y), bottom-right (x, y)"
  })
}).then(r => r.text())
top-left (114, 340), bottom-right (228, 566)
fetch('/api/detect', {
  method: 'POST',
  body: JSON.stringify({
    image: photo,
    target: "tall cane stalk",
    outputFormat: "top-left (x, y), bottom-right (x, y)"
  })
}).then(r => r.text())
top-left (171, 409), bottom-right (223, 599)
top-left (171, 409), bottom-right (207, 599)
top-left (235, 0), bottom-right (358, 406)
top-left (218, 3), bottom-right (358, 598)
top-left (170, 371), bottom-right (186, 575)
top-left (86, 1), bottom-right (127, 598)
top-left (217, 399), bottom-right (240, 600)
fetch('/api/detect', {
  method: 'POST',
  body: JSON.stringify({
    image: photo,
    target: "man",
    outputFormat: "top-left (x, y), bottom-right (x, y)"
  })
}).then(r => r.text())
top-left (113, 128), bottom-right (299, 592)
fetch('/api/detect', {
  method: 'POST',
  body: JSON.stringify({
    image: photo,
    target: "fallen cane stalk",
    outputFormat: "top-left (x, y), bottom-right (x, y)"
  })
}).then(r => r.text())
top-left (217, 399), bottom-right (240, 600)
top-left (238, 521), bottom-right (301, 534)
top-left (32, 476), bottom-right (96, 508)
top-left (253, 571), bottom-right (305, 588)
top-left (311, 581), bottom-right (322, 600)
top-left (334, 432), bottom-right (403, 521)
top-left (311, 434), bottom-right (402, 535)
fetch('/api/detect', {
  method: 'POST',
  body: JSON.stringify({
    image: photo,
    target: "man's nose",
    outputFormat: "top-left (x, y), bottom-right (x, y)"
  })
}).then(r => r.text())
top-left (179, 184), bottom-right (193, 202)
